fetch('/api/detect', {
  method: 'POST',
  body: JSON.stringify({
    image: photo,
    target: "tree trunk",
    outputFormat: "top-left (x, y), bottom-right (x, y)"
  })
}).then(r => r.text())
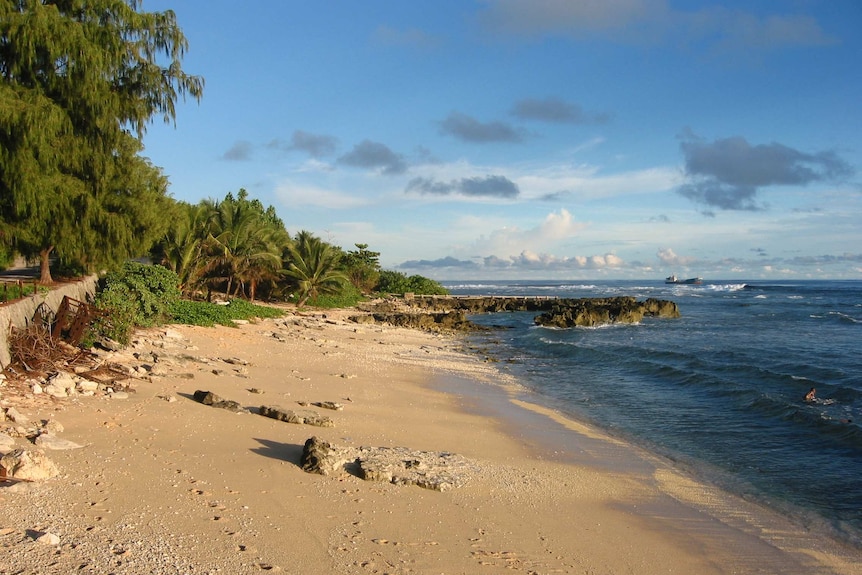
top-left (39, 247), bottom-right (54, 284)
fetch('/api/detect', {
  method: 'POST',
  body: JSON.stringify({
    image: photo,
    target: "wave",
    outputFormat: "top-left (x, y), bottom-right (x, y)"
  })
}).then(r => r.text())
top-left (705, 283), bottom-right (748, 292)
top-left (828, 311), bottom-right (861, 324)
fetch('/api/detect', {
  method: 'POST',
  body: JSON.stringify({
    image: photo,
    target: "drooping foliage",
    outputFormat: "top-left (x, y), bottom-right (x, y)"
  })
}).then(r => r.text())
top-left (151, 200), bottom-right (211, 294)
top-left (202, 189), bottom-right (287, 300)
top-left (0, 0), bottom-right (204, 282)
top-left (282, 230), bottom-right (347, 306)
top-left (153, 189), bottom-right (288, 301)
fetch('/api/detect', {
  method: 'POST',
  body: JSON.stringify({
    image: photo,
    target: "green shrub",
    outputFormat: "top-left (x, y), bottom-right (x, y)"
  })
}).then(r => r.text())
top-left (170, 299), bottom-right (283, 327)
top-left (90, 262), bottom-right (181, 344)
top-left (0, 280), bottom-right (40, 302)
top-left (306, 281), bottom-right (364, 308)
top-left (375, 270), bottom-right (448, 295)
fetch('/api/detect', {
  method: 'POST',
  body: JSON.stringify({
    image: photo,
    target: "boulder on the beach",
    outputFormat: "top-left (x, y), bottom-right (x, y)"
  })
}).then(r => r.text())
top-left (357, 446), bottom-right (475, 491)
top-left (301, 436), bottom-right (356, 475)
top-left (192, 390), bottom-right (245, 413)
top-left (0, 448), bottom-right (60, 481)
top-left (300, 436), bottom-right (477, 491)
top-left (259, 405), bottom-right (334, 427)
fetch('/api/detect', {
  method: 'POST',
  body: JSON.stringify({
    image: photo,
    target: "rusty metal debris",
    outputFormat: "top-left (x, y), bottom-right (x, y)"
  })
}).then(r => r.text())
top-left (2, 296), bottom-right (128, 389)
top-left (52, 296), bottom-right (102, 346)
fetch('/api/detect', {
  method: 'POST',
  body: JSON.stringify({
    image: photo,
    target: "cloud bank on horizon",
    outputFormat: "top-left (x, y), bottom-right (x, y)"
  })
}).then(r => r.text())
top-left (143, 0), bottom-right (861, 280)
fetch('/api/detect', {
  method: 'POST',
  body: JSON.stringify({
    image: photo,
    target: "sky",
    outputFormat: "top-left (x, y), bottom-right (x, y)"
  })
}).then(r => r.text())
top-left (140, 0), bottom-right (862, 280)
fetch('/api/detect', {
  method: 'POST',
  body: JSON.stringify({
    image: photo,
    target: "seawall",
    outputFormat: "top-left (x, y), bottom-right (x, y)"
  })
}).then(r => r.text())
top-left (0, 276), bottom-right (98, 368)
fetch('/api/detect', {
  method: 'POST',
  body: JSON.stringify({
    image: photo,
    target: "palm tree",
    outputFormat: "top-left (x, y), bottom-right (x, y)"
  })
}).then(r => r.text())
top-left (204, 191), bottom-right (283, 300)
top-left (282, 231), bottom-right (346, 306)
top-left (156, 202), bottom-right (210, 295)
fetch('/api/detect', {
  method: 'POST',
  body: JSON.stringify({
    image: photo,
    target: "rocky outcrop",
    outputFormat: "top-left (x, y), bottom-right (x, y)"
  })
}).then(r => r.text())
top-left (300, 436), bottom-right (476, 491)
top-left (355, 295), bottom-right (680, 330)
top-left (534, 296), bottom-right (680, 328)
top-left (349, 310), bottom-right (481, 332)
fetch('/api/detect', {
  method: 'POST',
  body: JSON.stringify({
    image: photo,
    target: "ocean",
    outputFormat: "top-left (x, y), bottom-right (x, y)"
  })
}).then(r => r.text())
top-left (443, 279), bottom-right (862, 546)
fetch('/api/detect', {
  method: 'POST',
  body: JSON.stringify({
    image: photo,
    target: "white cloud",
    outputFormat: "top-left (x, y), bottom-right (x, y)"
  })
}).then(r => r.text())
top-left (274, 181), bottom-right (369, 209)
top-left (467, 208), bottom-right (585, 257)
top-left (657, 247), bottom-right (697, 266)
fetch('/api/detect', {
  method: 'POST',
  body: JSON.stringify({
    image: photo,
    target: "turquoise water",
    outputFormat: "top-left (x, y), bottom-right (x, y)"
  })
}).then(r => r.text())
top-left (445, 279), bottom-right (862, 546)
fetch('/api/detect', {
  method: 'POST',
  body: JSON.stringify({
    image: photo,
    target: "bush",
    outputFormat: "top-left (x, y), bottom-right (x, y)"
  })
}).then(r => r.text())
top-left (306, 281), bottom-right (364, 308)
top-left (89, 262), bottom-right (181, 344)
top-left (375, 270), bottom-right (448, 295)
top-left (170, 299), bottom-right (284, 327)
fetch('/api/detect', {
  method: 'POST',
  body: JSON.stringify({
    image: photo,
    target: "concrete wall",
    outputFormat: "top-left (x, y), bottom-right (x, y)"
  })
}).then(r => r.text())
top-left (0, 276), bottom-right (98, 368)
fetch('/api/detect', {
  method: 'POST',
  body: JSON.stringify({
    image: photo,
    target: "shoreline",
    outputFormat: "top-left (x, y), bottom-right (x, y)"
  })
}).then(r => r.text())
top-left (2, 309), bottom-right (861, 574)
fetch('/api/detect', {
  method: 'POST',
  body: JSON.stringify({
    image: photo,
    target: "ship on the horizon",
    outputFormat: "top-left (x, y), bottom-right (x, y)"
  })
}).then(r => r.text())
top-left (665, 274), bottom-right (703, 285)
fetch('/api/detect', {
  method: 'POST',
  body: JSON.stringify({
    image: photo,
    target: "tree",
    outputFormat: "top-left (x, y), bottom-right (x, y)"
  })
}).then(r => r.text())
top-left (342, 243), bottom-right (381, 293)
top-left (0, 1), bottom-right (203, 282)
top-left (376, 270), bottom-right (448, 295)
top-left (152, 200), bottom-right (210, 295)
top-left (283, 231), bottom-right (347, 306)
top-left (202, 189), bottom-right (285, 301)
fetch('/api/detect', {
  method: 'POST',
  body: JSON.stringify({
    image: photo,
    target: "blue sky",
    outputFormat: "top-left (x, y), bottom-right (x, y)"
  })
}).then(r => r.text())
top-left (141, 1), bottom-right (861, 280)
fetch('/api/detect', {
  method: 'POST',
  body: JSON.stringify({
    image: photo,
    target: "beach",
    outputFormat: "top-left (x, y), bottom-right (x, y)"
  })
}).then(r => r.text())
top-left (2, 308), bottom-right (860, 574)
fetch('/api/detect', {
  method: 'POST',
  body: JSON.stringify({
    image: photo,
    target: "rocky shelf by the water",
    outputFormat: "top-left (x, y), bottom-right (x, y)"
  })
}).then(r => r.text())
top-left (353, 295), bottom-right (680, 330)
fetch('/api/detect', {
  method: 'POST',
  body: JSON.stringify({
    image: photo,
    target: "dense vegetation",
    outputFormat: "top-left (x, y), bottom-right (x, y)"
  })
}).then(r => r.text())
top-left (0, 1), bottom-right (447, 346)
top-left (0, 0), bottom-right (203, 283)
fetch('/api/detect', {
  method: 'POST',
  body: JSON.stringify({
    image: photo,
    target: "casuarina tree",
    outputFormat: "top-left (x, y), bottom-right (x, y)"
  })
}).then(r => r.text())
top-left (0, 0), bottom-right (203, 282)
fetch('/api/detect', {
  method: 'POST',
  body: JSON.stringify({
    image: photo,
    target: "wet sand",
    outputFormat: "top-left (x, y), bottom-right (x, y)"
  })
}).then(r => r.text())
top-left (2, 308), bottom-right (860, 574)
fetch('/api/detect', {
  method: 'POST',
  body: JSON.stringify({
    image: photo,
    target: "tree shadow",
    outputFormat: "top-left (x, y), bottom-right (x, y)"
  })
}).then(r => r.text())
top-left (250, 438), bottom-right (305, 466)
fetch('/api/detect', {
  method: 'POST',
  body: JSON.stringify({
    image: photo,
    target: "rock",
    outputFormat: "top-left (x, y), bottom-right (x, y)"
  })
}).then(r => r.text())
top-left (98, 338), bottom-right (123, 351)
top-left (192, 390), bottom-right (245, 413)
top-left (350, 311), bottom-right (479, 333)
top-left (300, 437), bottom-right (476, 491)
top-left (356, 295), bottom-right (681, 330)
top-left (48, 371), bottom-right (80, 391)
top-left (34, 434), bottom-right (84, 450)
top-left (161, 328), bottom-right (184, 340)
top-left (0, 448), bottom-right (60, 481)
top-left (36, 532), bottom-right (61, 545)
top-left (258, 405), bottom-right (334, 427)
top-left (77, 380), bottom-right (99, 392)
top-left (301, 436), bottom-right (356, 475)
top-left (4, 407), bottom-right (29, 425)
top-left (43, 384), bottom-right (68, 398)
top-left (533, 296), bottom-right (680, 328)
top-left (358, 447), bottom-right (475, 491)
top-left (311, 401), bottom-right (344, 411)
top-left (0, 433), bottom-right (16, 454)
top-left (43, 420), bottom-right (64, 434)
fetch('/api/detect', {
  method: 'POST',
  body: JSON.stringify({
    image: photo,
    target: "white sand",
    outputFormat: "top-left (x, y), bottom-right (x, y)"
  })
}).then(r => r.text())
top-left (2, 309), bottom-right (860, 574)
